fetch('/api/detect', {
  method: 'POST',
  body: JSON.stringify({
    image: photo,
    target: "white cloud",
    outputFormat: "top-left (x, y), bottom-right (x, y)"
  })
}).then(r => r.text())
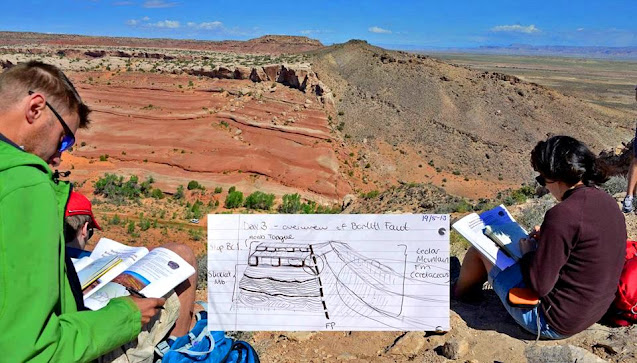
top-left (491, 24), bottom-right (540, 34)
top-left (149, 20), bottom-right (180, 28)
top-left (142, 16), bottom-right (150, 21)
top-left (368, 26), bottom-right (392, 34)
top-left (126, 19), bottom-right (139, 26)
top-left (300, 29), bottom-right (332, 35)
top-left (143, 0), bottom-right (178, 8)
top-left (185, 21), bottom-right (224, 30)
top-left (577, 27), bottom-right (585, 31)
top-left (196, 21), bottom-right (223, 30)
top-left (113, 1), bottom-right (135, 5)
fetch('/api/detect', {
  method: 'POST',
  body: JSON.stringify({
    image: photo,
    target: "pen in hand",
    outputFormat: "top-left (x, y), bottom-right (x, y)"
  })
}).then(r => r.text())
top-left (126, 287), bottom-right (164, 309)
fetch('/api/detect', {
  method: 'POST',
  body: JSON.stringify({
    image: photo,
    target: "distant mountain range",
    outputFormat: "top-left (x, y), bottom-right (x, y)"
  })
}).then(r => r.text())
top-left (378, 43), bottom-right (637, 60)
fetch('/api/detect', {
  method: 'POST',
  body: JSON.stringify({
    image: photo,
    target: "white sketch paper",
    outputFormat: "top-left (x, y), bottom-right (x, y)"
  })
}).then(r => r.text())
top-left (207, 214), bottom-right (450, 331)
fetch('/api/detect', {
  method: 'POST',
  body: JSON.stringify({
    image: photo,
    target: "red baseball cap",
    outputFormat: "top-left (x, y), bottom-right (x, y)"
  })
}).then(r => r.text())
top-left (65, 191), bottom-right (102, 230)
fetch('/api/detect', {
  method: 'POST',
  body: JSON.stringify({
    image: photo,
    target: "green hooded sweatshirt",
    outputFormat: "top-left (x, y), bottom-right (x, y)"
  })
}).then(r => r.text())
top-left (0, 138), bottom-right (141, 362)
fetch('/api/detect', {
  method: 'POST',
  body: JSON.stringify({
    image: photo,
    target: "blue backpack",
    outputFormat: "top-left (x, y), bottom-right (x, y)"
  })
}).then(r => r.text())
top-left (157, 303), bottom-right (259, 363)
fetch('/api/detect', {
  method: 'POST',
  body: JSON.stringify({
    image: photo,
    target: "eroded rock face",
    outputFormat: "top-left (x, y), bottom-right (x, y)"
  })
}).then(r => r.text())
top-left (184, 64), bottom-right (333, 102)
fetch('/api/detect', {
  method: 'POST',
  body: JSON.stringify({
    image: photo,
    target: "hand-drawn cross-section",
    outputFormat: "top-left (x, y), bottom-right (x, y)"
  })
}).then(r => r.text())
top-left (208, 214), bottom-right (450, 331)
top-left (233, 240), bottom-right (447, 330)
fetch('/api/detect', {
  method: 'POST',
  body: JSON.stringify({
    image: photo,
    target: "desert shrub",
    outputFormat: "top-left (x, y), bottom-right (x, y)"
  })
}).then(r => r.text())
top-left (187, 180), bottom-right (201, 190)
top-left (244, 191), bottom-right (275, 210)
top-left (361, 190), bottom-right (379, 199)
top-left (435, 198), bottom-right (473, 214)
top-left (138, 218), bottom-right (151, 231)
top-left (196, 253), bottom-right (208, 289)
top-left (174, 185), bottom-right (185, 200)
top-left (473, 198), bottom-right (495, 212)
top-left (602, 175), bottom-right (628, 196)
top-left (109, 214), bottom-right (121, 225)
top-left (225, 190), bottom-right (244, 209)
top-left (279, 193), bottom-right (302, 213)
top-left (214, 186), bottom-right (223, 194)
top-left (189, 200), bottom-right (205, 219)
top-left (127, 221), bottom-right (135, 234)
top-left (501, 185), bottom-right (536, 206)
top-left (314, 204), bottom-right (341, 214)
top-left (99, 154), bottom-right (108, 162)
top-left (452, 199), bottom-right (473, 213)
top-left (150, 188), bottom-right (164, 199)
top-left (94, 174), bottom-right (153, 205)
top-left (450, 230), bottom-right (471, 255)
top-left (517, 195), bottom-right (556, 231)
top-left (189, 229), bottom-right (204, 242)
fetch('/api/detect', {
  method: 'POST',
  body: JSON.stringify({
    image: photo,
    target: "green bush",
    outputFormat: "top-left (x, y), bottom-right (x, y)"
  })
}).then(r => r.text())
top-left (602, 175), bottom-right (628, 196)
top-left (151, 188), bottom-right (164, 199)
top-left (189, 200), bottom-right (205, 219)
top-left (361, 190), bottom-right (379, 199)
top-left (517, 195), bottom-right (556, 231)
top-left (451, 199), bottom-right (473, 213)
top-left (214, 186), bottom-right (223, 194)
top-left (225, 190), bottom-right (244, 209)
top-left (94, 174), bottom-right (154, 205)
top-left (196, 253), bottom-right (208, 289)
top-left (99, 154), bottom-right (108, 162)
top-left (187, 180), bottom-right (200, 190)
top-left (189, 229), bottom-right (203, 241)
top-left (109, 214), bottom-right (121, 225)
top-left (244, 191), bottom-right (275, 210)
top-left (126, 221), bottom-right (135, 234)
top-left (279, 193), bottom-right (302, 213)
top-left (174, 185), bottom-right (185, 200)
top-left (501, 185), bottom-right (537, 206)
top-left (138, 218), bottom-right (151, 231)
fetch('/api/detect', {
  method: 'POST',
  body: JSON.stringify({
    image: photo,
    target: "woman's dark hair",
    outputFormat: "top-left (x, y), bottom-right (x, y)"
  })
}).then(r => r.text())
top-left (530, 135), bottom-right (608, 186)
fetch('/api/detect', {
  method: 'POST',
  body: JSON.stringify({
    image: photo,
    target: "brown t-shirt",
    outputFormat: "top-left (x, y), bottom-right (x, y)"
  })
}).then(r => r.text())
top-left (520, 185), bottom-right (626, 336)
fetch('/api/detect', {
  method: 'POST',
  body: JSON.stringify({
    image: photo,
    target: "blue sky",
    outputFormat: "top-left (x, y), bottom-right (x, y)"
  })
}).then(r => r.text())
top-left (2, 0), bottom-right (636, 48)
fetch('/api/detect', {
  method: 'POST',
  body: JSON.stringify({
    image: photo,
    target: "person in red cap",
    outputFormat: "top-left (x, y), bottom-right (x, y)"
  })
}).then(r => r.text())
top-left (64, 191), bottom-right (102, 250)
top-left (63, 191), bottom-right (198, 362)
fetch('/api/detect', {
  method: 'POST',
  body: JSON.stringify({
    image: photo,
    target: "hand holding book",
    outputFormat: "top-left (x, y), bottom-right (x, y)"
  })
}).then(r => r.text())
top-left (518, 237), bottom-right (538, 255)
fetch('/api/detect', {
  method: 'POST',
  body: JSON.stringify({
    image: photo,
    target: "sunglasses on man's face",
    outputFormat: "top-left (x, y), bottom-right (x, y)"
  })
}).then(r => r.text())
top-left (28, 91), bottom-right (75, 152)
top-left (87, 227), bottom-right (94, 241)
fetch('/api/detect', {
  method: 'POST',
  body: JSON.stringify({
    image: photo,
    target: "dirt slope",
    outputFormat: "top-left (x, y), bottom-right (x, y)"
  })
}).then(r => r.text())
top-left (311, 41), bottom-right (635, 189)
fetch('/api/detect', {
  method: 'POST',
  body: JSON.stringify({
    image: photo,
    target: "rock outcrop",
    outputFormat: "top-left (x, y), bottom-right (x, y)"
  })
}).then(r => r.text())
top-left (185, 64), bottom-right (333, 102)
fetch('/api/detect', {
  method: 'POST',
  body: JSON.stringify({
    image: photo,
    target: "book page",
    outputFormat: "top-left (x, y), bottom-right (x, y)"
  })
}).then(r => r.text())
top-left (207, 214), bottom-right (450, 332)
top-left (111, 247), bottom-right (195, 298)
top-left (83, 238), bottom-right (148, 299)
top-left (76, 255), bottom-right (123, 291)
top-left (483, 222), bottom-right (528, 261)
top-left (72, 256), bottom-right (94, 272)
top-left (452, 205), bottom-right (518, 269)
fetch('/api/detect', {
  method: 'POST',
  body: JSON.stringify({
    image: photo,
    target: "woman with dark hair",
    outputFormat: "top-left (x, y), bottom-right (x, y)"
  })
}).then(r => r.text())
top-left (453, 135), bottom-right (626, 339)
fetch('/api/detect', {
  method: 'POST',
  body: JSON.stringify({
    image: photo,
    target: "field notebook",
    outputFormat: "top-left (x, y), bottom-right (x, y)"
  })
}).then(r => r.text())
top-left (452, 205), bottom-right (528, 270)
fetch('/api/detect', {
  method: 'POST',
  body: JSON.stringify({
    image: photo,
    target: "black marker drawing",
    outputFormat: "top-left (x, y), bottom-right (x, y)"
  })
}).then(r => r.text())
top-left (232, 240), bottom-right (448, 329)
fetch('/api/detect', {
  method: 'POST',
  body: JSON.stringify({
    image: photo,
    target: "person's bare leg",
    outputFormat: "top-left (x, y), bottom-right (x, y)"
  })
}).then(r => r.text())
top-left (160, 243), bottom-right (197, 336)
top-left (627, 157), bottom-right (637, 197)
top-left (623, 156), bottom-right (637, 212)
top-left (453, 246), bottom-right (494, 298)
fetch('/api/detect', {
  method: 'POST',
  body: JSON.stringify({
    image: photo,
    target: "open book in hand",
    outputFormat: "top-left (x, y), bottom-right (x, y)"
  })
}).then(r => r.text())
top-left (71, 238), bottom-right (195, 310)
top-left (451, 205), bottom-right (528, 270)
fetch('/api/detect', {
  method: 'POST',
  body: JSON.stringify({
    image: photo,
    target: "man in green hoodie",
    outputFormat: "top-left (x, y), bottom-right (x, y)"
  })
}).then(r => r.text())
top-left (0, 61), bottom-right (165, 362)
